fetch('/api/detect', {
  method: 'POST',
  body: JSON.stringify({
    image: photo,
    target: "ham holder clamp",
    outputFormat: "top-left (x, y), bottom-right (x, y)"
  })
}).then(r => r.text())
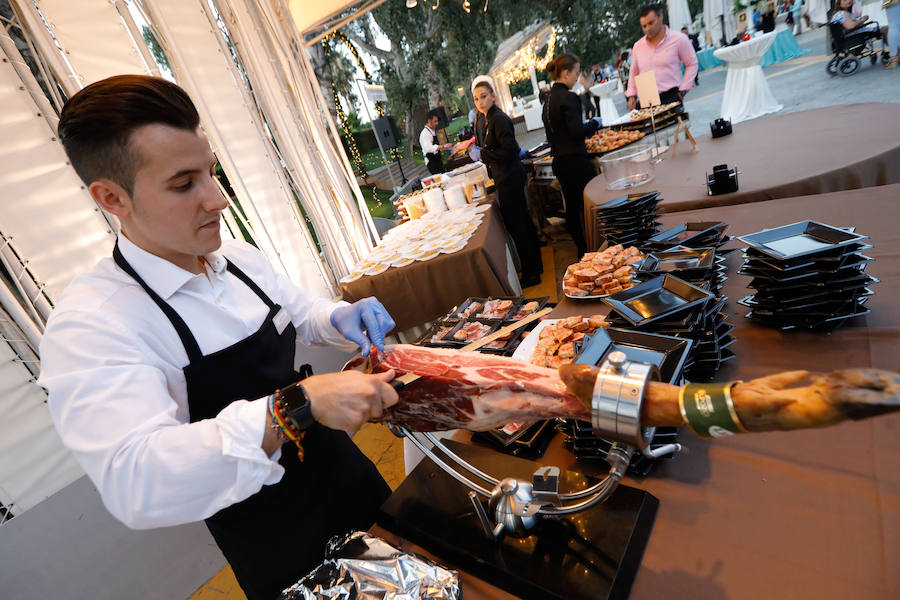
top-left (386, 344), bottom-right (681, 541)
top-left (378, 344), bottom-right (672, 600)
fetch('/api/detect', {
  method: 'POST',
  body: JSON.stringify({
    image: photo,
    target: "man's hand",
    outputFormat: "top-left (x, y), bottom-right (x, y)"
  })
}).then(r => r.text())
top-left (330, 297), bottom-right (395, 357)
top-left (303, 370), bottom-right (400, 431)
top-left (627, 96), bottom-right (637, 110)
top-left (678, 90), bottom-right (685, 100)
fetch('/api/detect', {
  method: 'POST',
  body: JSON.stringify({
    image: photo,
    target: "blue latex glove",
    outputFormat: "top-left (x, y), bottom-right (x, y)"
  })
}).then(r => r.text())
top-left (330, 297), bottom-right (396, 357)
top-left (592, 116), bottom-right (603, 127)
top-left (518, 148), bottom-right (528, 159)
top-left (468, 145), bottom-right (482, 162)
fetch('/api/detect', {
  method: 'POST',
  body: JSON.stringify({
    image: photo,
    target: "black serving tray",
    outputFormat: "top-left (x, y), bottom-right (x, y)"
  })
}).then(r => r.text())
top-left (603, 275), bottom-right (714, 327)
top-left (638, 247), bottom-right (717, 274)
top-left (647, 221), bottom-right (729, 246)
top-left (573, 326), bottom-right (693, 384)
top-left (738, 221), bottom-right (868, 260)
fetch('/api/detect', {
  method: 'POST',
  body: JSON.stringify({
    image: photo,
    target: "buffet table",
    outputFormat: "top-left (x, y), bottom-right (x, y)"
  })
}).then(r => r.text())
top-left (713, 31), bottom-right (783, 123)
top-left (340, 207), bottom-right (518, 332)
top-left (374, 184), bottom-right (900, 599)
top-left (583, 103), bottom-right (900, 250)
top-left (543, 183), bottom-right (900, 599)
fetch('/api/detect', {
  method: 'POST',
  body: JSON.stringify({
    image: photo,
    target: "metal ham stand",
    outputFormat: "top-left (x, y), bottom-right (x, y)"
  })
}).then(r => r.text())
top-left (381, 351), bottom-right (683, 600)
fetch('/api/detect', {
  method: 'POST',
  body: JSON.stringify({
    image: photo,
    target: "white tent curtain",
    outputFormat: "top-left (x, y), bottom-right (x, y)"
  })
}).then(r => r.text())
top-left (212, 0), bottom-right (374, 276)
top-left (31, 0), bottom-right (157, 87)
top-left (704, 0), bottom-right (737, 46)
top-left (0, 33), bottom-right (114, 310)
top-left (667, 0), bottom-right (693, 32)
top-left (139, 0), bottom-right (333, 296)
top-left (0, 327), bottom-right (83, 515)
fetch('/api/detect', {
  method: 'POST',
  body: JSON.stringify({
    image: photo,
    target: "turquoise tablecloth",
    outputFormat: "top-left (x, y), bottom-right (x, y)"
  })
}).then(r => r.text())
top-left (697, 47), bottom-right (723, 71)
top-left (696, 29), bottom-right (809, 71)
top-left (760, 28), bottom-right (810, 67)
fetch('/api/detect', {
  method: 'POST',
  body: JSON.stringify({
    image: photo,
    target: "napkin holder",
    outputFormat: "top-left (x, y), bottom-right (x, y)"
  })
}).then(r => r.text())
top-left (706, 164), bottom-right (739, 195)
top-left (710, 118), bottom-right (732, 138)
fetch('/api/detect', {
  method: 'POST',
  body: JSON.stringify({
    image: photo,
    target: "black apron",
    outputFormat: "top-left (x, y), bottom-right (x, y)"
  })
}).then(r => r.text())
top-left (112, 243), bottom-right (390, 600)
top-left (425, 131), bottom-right (444, 174)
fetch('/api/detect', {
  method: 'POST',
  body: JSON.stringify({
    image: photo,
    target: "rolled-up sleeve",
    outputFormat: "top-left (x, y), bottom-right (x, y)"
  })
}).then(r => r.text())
top-left (39, 311), bottom-right (284, 530)
top-left (678, 35), bottom-right (699, 92)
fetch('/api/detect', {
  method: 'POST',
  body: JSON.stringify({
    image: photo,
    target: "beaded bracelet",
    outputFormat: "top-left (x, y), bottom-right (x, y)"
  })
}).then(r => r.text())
top-left (269, 392), bottom-right (307, 461)
top-left (678, 381), bottom-right (748, 438)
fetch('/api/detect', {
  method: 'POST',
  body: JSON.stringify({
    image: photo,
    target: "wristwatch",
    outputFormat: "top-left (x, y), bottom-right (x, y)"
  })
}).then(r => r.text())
top-left (276, 382), bottom-right (315, 431)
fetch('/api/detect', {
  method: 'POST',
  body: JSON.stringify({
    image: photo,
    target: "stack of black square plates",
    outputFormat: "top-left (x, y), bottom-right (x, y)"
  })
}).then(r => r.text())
top-left (737, 221), bottom-right (877, 330)
top-left (633, 246), bottom-right (735, 379)
top-left (643, 221), bottom-right (734, 254)
top-left (593, 191), bottom-right (662, 247)
top-left (561, 325), bottom-right (692, 473)
top-left (602, 273), bottom-right (735, 380)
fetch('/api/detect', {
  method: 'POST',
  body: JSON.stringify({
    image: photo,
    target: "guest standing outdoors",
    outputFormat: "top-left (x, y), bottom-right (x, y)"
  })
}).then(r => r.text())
top-left (542, 53), bottom-right (603, 257)
top-left (469, 81), bottom-right (543, 288)
top-left (626, 4), bottom-right (699, 110)
top-left (886, 0), bottom-right (900, 69)
top-left (419, 110), bottom-right (453, 175)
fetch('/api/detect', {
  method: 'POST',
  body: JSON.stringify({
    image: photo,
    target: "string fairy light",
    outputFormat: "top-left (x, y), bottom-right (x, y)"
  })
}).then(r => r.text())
top-left (497, 28), bottom-right (557, 85)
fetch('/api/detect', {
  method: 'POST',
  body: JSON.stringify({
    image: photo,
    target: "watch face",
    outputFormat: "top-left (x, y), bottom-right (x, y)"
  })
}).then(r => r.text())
top-left (279, 384), bottom-right (314, 431)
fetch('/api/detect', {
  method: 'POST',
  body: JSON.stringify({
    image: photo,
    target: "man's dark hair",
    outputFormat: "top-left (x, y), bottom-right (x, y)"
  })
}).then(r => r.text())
top-left (58, 75), bottom-right (200, 193)
top-left (426, 109), bottom-right (441, 122)
top-left (639, 4), bottom-right (663, 18)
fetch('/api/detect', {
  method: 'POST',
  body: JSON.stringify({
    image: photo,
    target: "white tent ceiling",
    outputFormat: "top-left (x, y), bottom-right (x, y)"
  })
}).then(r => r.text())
top-left (289, 0), bottom-right (360, 31)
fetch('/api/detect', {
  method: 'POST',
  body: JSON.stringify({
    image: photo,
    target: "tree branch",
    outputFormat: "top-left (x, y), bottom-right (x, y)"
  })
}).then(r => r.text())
top-left (344, 31), bottom-right (393, 63)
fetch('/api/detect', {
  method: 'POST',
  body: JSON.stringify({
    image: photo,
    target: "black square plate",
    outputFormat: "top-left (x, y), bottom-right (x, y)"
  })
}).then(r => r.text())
top-left (603, 275), bottom-right (714, 326)
top-left (573, 326), bottom-right (693, 384)
top-left (638, 248), bottom-right (717, 274)
top-left (647, 222), bottom-right (729, 246)
top-left (738, 221), bottom-right (867, 260)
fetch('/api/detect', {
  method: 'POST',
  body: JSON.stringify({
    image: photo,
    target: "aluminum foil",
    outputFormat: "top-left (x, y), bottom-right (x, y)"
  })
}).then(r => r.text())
top-left (279, 531), bottom-right (460, 600)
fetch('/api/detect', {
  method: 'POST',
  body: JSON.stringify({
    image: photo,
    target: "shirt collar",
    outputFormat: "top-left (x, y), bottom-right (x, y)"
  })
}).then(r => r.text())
top-left (645, 26), bottom-right (670, 46)
top-left (116, 234), bottom-right (228, 300)
top-left (424, 125), bottom-right (435, 135)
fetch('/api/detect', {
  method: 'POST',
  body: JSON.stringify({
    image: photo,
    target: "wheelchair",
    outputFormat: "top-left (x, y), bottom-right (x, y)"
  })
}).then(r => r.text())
top-left (826, 20), bottom-right (888, 77)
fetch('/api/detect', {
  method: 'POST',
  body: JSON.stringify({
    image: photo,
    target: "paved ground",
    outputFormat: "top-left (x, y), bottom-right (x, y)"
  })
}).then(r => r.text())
top-left (519, 26), bottom-right (900, 151)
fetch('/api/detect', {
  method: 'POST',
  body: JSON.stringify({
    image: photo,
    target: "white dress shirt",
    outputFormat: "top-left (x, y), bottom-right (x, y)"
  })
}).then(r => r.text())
top-left (419, 125), bottom-right (440, 156)
top-left (38, 235), bottom-right (355, 529)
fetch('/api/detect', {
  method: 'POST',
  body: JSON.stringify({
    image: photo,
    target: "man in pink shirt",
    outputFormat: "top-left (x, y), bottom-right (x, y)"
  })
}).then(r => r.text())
top-left (626, 4), bottom-right (699, 110)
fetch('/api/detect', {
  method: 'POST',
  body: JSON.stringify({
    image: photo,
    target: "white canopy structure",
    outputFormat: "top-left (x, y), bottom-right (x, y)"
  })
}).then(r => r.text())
top-left (667, 0), bottom-right (693, 32)
top-left (0, 0), bottom-right (380, 523)
top-left (487, 21), bottom-right (555, 115)
top-left (704, 0), bottom-right (738, 46)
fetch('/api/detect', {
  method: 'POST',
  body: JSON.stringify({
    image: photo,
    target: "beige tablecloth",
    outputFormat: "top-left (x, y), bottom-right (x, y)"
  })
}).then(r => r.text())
top-left (584, 103), bottom-right (900, 250)
top-left (549, 184), bottom-right (900, 599)
top-left (377, 185), bottom-right (900, 599)
top-left (340, 208), bottom-right (516, 332)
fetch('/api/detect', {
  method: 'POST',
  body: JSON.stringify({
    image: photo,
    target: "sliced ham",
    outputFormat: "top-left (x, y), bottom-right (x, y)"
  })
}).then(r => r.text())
top-left (367, 345), bottom-right (588, 431)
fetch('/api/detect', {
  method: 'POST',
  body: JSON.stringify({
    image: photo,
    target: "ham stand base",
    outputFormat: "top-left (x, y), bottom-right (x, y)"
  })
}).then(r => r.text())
top-left (377, 440), bottom-right (658, 600)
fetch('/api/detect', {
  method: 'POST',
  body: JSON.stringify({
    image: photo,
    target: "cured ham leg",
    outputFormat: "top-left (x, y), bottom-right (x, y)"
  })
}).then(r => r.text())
top-left (559, 364), bottom-right (900, 432)
top-left (365, 345), bottom-right (588, 431)
top-left (359, 345), bottom-right (900, 433)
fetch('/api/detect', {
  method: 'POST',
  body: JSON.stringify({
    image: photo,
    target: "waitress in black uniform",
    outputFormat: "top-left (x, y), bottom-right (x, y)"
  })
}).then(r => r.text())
top-left (40, 75), bottom-right (398, 600)
top-left (469, 80), bottom-right (542, 288)
top-left (542, 53), bottom-right (603, 257)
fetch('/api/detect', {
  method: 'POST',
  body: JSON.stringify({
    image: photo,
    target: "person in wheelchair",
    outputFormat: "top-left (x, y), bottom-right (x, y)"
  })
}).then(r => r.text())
top-left (830, 0), bottom-right (888, 43)
top-left (828, 0), bottom-right (891, 73)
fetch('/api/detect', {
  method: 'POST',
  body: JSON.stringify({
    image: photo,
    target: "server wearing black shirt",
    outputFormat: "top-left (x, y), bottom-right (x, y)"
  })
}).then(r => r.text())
top-left (542, 53), bottom-right (602, 256)
top-left (470, 81), bottom-right (542, 288)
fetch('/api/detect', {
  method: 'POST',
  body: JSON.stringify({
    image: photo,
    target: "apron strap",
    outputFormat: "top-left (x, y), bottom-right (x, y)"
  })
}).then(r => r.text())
top-left (112, 242), bottom-right (204, 363)
top-left (225, 260), bottom-right (276, 310)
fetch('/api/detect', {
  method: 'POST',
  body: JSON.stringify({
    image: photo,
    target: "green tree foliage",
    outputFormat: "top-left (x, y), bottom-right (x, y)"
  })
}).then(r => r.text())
top-left (342, 0), bottom-right (705, 154)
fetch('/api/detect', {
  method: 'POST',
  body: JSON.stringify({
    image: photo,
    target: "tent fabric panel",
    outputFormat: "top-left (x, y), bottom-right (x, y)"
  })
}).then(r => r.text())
top-left (0, 38), bottom-right (114, 303)
top-left (33, 0), bottom-right (154, 85)
top-left (144, 0), bottom-right (331, 296)
top-left (0, 335), bottom-right (83, 513)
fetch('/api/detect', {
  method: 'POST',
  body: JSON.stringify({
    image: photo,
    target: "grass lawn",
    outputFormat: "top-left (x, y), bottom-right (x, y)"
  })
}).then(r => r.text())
top-left (355, 116), bottom-right (469, 172)
top-left (360, 185), bottom-right (396, 219)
